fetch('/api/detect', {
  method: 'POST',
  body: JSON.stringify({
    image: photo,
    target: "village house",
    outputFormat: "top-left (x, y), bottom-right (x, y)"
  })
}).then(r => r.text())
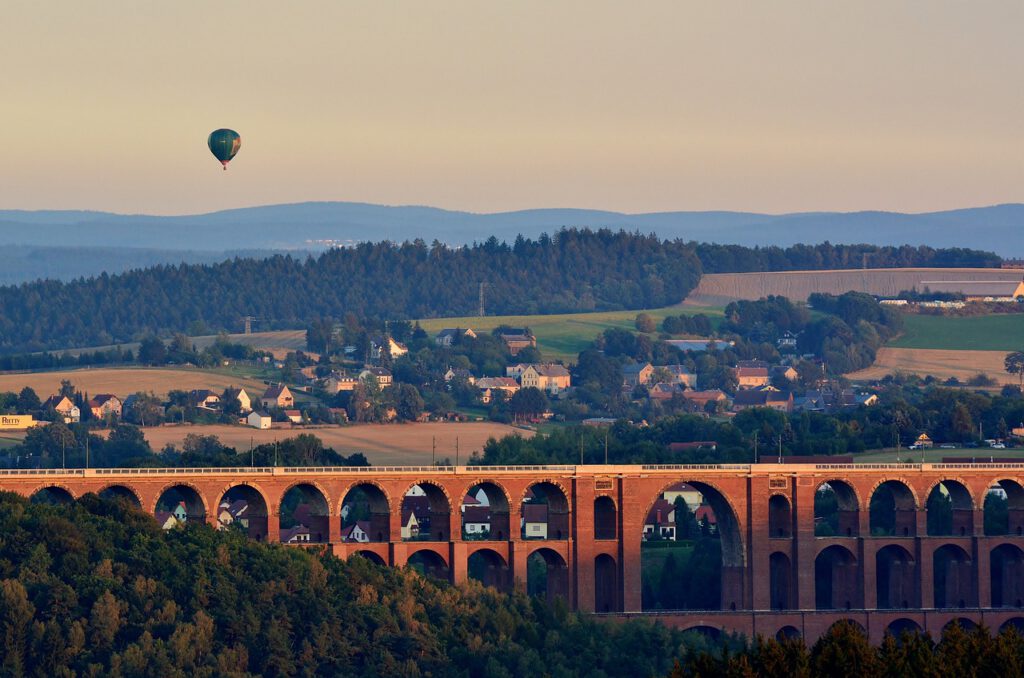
top-left (359, 367), bottom-right (393, 388)
top-left (519, 364), bottom-right (571, 394)
top-left (401, 494), bottom-right (432, 540)
top-left (648, 382), bottom-right (687, 402)
top-left (42, 395), bottom-right (80, 423)
top-left (475, 376), bottom-right (520, 404)
top-left (521, 503), bottom-right (548, 539)
top-left (341, 521), bottom-right (370, 543)
top-left (505, 363), bottom-right (531, 379)
top-left (661, 482), bottom-right (704, 509)
top-left (246, 411), bottom-right (272, 430)
top-left (370, 335), bottom-right (409, 361)
top-left (662, 364), bottom-right (696, 388)
top-left (682, 389), bottom-right (729, 412)
top-left (912, 433), bottom-right (934, 449)
top-left (260, 384), bottom-right (294, 409)
top-left (284, 409), bottom-right (303, 424)
top-left (155, 501), bottom-right (188, 530)
top-left (435, 327), bottom-right (477, 346)
top-left (443, 367), bottom-right (475, 383)
top-left (771, 365), bottom-right (799, 383)
top-left (643, 499), bottom-right (676, 541)
top-left (280, 525), bottom-right (311, 543)
top-left (88, 394), bottom-right (122, 419)
top-left (623, 362), bottom-right (655, 388)
top-left (223, 387), bottom-right (252, 412)
top-left (322, 374), bottom-right (358, 394)
top-left (733, 388), bottom-right (794, 413)
top-left (217, 500), bottom-right (249, 530)
top-left (734, 366), bottom-right (770, 389)
top-left (462, 506), bottom-right (491, 537)
top-left (500, 330), bottom-right (537, 356)
top-left (190, 389), bottom-right (221, 409)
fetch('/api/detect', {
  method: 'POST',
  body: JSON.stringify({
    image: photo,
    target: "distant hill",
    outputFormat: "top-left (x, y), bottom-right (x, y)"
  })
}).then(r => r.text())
top-left (1, 201), bottom-right (1021, 255)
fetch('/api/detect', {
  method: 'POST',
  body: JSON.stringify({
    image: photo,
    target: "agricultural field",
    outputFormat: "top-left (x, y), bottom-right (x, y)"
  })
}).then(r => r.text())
top-left (59, 329), bottom-right (308, 361)
top-left (848, 348), bottom-right (1015, 385)
top-left (0, 368), bottom-right (268, 399)
top-left (888, 313), bottom-right (1024, 351)
top-left (418, 305), bottom-right (723, 363)
top-left (687, 267), bottom-right (1019, 305)
top-left (137, 421), bottom-right (533, 466)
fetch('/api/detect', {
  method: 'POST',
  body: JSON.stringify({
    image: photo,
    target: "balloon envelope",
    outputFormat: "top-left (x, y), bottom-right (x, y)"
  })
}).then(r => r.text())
top-left (208, 129), bottom-right (241, 169)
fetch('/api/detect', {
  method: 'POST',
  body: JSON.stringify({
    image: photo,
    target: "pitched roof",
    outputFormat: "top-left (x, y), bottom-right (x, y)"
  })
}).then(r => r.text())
top-left (522, 503), bottom-right (548, 523)
top-left (263, 384), bottom-right (290, 399)
top-left (476, 377), bottom-right (519, 389)
top-left (341, 521), bottom-right (371, 540)
top-left (462, 506), bottom-right (491, 523)
top-left (623, 362), bottom-right (653, 376)
top-left (90, 394), bottom-right (119, 406)
top-left (530, 364), bottom-right (570, 377)
top-left (735, 366), bottom-right (769, 378)
top-left (683, 389), bottom-right (727, 402)
top-left (281, 525), bottom-right (311, 542)
top-left (645, 498), bottom-right (675, 525)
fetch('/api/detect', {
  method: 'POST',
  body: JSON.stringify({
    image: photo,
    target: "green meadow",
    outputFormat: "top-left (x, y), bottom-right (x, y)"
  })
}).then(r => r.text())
top-left (417, 305), bottom-right (725, 363)
top-left (889, 313), bottom-right (1024, 351)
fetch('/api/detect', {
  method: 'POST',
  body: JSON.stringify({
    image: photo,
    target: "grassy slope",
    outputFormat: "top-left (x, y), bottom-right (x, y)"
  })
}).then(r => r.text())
top-left (889, 313), bottom-right (1024, 351)
top-left (418, 305), bottom-right (724, 363)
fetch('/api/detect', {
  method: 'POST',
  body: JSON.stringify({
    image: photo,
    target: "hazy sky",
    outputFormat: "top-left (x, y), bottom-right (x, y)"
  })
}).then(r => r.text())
top-left (2, 1), bottom-right (1022, 215)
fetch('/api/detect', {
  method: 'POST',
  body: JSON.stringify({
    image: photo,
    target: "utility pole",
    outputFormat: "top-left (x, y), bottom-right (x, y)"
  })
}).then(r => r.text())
top-left (478, 282), bottom-right (486, 317)
top-left (455, 437), bottom-right (460, 467)
top-left (579, 436), bottom-right (584, 465)
top-left (753, 431), bottom-right (758, 464)
top-left (62, 437), bottom-right (65, 470)
top-left (274, 440), bottom-right (279, 467)
top-left (432, 436), bottom-right (436, 465)
top-left (243, 315), bottom-right (255, 335)
top-left (604, 429), bottom-right (609, 465)
top-left (85, 435), bottom-right (90, 469)
top-left (777, 435), bottom-right (783, 464)
top-left (250, 436), bottom-right (254, 467)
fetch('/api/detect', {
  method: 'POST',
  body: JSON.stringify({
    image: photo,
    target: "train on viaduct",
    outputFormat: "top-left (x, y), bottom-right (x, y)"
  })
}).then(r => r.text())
top-left (4, 462), bottom-right (1024, 643)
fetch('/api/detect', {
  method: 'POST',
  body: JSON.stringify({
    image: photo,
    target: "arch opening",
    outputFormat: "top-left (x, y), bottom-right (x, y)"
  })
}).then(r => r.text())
top-left (875, 544), bottom-right (918, 609)
top-left (407, 549), bottom-right (450, 582)
top-left (527, 548), bottom-right (568, 604)
top-left (769, 552), bottom-right (792, 611)
top-left (933, 544), bottom-right (976, 609)
top-left (942, 618), bottom-right (977, 633)
top-left (352, 550), bottom-right (386, 566)
top-left (815, 480), bottom-right (859, 537)
top-left (521, 482), bottom-right (569, 541)
top-left (815, 545), bottom-right (861, 610)
top-left (341, 484), bottom-right (390, 543)
top-left (594, 496), bottom-right (617, 540)
top-left (869, 480), bottom-right (916, 537)
top-left (98, 485), bottom-right (141, 508)
top-left (462, 482), bottom-right (509, 541)
top-left (30, 486), bottom-right (74, 505)
top-left (641, 480), bottom-right (742, 612)
top-left (885, 618), bottom-right (922, 640)
top-left (1000, 618), bottom-right (1024, 634)
top-left (768, 495), bottom-right (791, 538)
top-left (217, 485), bottom-right (269, 541)
top-left (984, 481), bottom-right (1024, 536)
top-left (991, 544), bottom-right (1024, 608)
top-left (155, 485), bottom-right (205, 527)
top-left (467, 549), bottom-right (510, 592)
top-left (926, 481), bottom-right (973, 537)
top-left (280, 483), bottom-right (329, 543)
top-left (776, 626), bottom-right (801, 641)
top-left (595, 554), bottom-right (619, 612)
top-left (401, 483), bottom-right (451, 542)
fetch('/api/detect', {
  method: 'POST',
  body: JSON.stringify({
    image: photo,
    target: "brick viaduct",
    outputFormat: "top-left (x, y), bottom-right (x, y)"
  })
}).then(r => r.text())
top-left (5, 462), bottom-right (1024, 643)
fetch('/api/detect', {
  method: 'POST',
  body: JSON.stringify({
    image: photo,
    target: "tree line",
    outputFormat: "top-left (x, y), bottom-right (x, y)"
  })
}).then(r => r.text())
top-left (0, 229), bottom-right (996, 355)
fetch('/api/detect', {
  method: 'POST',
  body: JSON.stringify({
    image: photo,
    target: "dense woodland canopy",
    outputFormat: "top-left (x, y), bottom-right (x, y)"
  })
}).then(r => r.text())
top-left (0, 492), bottom-right (692, 677)
top-left (0, 228), bottom-right (998, 354)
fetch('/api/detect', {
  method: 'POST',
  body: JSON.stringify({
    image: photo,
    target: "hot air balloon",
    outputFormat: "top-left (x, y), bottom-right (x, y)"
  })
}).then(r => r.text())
top-left (208, 128), bottom-right (241, 170)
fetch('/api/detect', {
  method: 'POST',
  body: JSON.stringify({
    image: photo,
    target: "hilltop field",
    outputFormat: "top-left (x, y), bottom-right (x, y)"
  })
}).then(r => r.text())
top-left (0, 367), bottom-right (268, 399)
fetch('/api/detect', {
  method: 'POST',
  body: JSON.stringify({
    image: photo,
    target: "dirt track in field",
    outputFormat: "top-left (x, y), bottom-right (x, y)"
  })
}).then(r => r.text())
top-left (848, 347), bottom-right (1015, 384)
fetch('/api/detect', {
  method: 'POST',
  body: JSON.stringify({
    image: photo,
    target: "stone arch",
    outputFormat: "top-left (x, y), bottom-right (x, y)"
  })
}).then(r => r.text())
top-left (876, 544), bottom-right (918, 609)
top-left (352, 550), bottom-right (386, 566)
top-left (461, 480), bottom-right (511, 541)
top-left (826, 619), bottom-right (867, 636)
top-left (279, 482), bottom-right (330, 543)
top-left (926, 479), bottom-right (974, 537)
top-left (679, 625), bottom-right (723, 642)
top-left (769, 551), bottom-right (792, 610)
top-left (340, 482), bottom-right (391, 543)
top-left (776, 626), bottom-right (801, 641)
top-left (886, 618), bottom-right (923, 638)
top-left (29, 485), bottom-right (75, 504)
top-left (527, 547), bottom-right (569, 604)
top-left (942, 617), bottom-right (977, 633)
top-left (280, 479), bottom-right (332, 517)
top-left (984, 480), bottom-right (1024, 536)
top-left (467, 548), bottom-right (510, 592)
top-left (999, 617), bottom-right (1024, 634)
top-left (401, 481), bottom-right (452, 542)
top-left (521, 481), bottom-right (571, 541)
top-left (594, 495), bottom-right (617, 540)
top-left (640, 479), bottom-right (745, 612)
top-left (869, 479), bottom-right (917, 537)
top-left (990, 543), bottom-right (1024, 608)
top-left (595, 554), bottom-right (619, 612)
top-left (933, 544), bottom-right (976, 608)
top-left (815, 479), bottom-right (860, 537)
top-left (815, 544), bottom-right (861, 610)
top-left (768, 494), bottom-right (792, 538)
top-left (216, 483), bottom-right (270, 541)
top-left (97, 484), bottom-right (142, 508)
top-left (154, 483), bottom-right (207, 523)
top-left (407, 548), bottom-right (450, 582)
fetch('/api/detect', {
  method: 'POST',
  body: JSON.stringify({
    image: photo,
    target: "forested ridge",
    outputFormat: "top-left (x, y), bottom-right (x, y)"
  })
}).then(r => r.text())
top-left (0, 228), bottom-right (997, 354)
top-left (0, 492), bottom-right (691, 677)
